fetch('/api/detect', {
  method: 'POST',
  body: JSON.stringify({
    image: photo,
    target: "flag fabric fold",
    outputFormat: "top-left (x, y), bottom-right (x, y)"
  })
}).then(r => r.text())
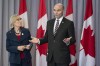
top-left (79, 0), bottom-right (95, 66)
top-left (36, 0), bottom-right (48, 66)
top-left (66, 0), bottom-right (77, 66)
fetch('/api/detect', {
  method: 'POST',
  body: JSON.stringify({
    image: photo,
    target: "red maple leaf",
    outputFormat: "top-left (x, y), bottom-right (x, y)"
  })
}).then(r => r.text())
top-left (36, 26), bottom-right (48, 56)
top-left (80, 25), bottom-right (95, 57)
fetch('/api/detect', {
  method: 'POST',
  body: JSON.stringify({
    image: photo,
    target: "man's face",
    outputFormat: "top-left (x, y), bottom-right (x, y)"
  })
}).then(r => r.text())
top-left (53, 5), bottom-right (63, 19)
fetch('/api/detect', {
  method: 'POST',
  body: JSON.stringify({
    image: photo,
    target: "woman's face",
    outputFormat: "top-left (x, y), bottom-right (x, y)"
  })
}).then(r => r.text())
top-left (14, 17), bottom-right (22, 28)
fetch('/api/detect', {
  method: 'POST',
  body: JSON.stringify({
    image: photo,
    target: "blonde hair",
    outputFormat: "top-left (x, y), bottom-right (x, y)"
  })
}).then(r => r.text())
top-left (10, 14), bottom-right (24, 28)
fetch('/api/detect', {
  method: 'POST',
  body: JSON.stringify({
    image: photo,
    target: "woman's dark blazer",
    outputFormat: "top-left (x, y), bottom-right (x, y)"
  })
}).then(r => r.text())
top-left (6, 27), bottom-right (32, 64)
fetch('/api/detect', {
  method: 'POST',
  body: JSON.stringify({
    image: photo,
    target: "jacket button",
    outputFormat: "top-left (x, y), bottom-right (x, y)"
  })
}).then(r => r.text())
top-left (54, 40), bottom-right (55, 42)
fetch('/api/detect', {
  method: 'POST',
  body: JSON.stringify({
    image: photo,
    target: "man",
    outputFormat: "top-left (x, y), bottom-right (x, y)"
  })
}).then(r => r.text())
top-left (30, 3), bottom-right (76, 66)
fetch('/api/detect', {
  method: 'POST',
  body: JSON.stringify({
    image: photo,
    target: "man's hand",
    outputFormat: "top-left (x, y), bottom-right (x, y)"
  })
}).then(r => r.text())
top-left (63, 37), bottom-right (72, 43)
top-left (17, 46), bottom-right (25, 51)
top-left (29, 37), bottom-right (39, 44)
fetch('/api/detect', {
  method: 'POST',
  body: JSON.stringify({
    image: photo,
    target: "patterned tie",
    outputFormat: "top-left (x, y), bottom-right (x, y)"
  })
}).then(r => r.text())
top-left (54, 20), bottom-right (59, 35)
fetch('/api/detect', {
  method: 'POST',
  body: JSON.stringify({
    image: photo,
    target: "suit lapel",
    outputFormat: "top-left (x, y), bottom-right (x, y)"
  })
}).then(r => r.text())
top-left (50, 19), bottom-right (55, 36)
top-left (10, 29), bottom-right (19, 42)
top-left (20, 28), bottom-right (25, 42)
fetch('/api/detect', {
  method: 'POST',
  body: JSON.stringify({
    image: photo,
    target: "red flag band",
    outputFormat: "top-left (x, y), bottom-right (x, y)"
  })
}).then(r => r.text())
top-left (19, 0), bottom-right (28, 28)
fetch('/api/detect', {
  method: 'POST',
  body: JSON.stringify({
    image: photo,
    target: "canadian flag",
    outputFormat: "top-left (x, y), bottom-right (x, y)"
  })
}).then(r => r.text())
top-left (36, 0), bottom-right (48, 66)
top-left (19, 0), bottom-right (28, 28)
top-left (79, 0), bottom-right (95, 66)
top-left (65, 0), bottom-right (77, 66)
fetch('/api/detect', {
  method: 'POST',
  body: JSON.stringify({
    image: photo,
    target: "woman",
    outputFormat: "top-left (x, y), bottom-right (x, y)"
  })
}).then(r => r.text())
top-left (6, 14), bottom-right (32, 66)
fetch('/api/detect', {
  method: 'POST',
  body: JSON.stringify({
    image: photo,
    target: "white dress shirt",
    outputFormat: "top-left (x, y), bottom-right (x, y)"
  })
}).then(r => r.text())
top-left (53, 16), bottom-right (63, 33)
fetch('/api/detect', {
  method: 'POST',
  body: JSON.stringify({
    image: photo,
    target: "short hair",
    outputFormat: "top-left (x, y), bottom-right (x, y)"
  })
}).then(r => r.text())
top-left (54, 3), bottom-right (64, 10)
top-left (9, 14), bottom-right (24, 28)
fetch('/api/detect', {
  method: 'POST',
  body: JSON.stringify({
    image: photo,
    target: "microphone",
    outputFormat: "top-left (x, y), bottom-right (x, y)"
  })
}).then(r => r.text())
top-left (29, 43), bottom-right (33, 49)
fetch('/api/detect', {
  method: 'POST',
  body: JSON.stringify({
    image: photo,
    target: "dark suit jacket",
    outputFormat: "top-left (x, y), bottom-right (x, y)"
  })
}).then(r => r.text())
top-left (6, 27), bottom-right (32, 64)
top-left (40, 17), bottom-right (76, 64)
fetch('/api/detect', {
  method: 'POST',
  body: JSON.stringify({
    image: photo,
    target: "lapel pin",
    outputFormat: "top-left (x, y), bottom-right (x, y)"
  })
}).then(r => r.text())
top-left (62, 22), bottom-right (64, 23)
top-left (22, 33), bottom-right (24, 35)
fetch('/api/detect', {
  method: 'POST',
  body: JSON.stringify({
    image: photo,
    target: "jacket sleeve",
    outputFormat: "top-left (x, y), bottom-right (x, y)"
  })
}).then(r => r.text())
top-left (39, 22), bottom-right (48, 44)
top-left (6, 32), bottom-right (19, 53)
top-left (40, 29), bottom-right (48, 44)
top-left (27, 29), bottom-right (33, 50)
top-left (67, 22), bottom-right (76, 45)
top-left (27, 29), bottom-right (32, 40)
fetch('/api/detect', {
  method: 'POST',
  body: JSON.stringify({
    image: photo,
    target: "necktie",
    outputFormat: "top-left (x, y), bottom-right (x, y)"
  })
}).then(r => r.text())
top-left (54, 20), bottom-right (59, 35)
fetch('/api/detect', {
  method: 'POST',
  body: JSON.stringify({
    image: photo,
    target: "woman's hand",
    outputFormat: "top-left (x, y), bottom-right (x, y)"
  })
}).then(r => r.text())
top-left (17, 46), bottom-right (25, 51)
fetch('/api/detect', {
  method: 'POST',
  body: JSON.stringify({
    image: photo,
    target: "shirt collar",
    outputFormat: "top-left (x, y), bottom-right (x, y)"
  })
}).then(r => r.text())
top-left (55, 16), bottom-right (63, 22)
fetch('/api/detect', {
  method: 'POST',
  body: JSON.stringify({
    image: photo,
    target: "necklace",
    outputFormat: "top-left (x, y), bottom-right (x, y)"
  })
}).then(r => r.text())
top-left (15, 29), bottom-right (21, 35)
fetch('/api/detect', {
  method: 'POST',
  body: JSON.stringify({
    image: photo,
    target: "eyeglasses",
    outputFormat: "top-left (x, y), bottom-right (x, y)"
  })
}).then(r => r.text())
top-left (16, 18), bottom-right (22, 21)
